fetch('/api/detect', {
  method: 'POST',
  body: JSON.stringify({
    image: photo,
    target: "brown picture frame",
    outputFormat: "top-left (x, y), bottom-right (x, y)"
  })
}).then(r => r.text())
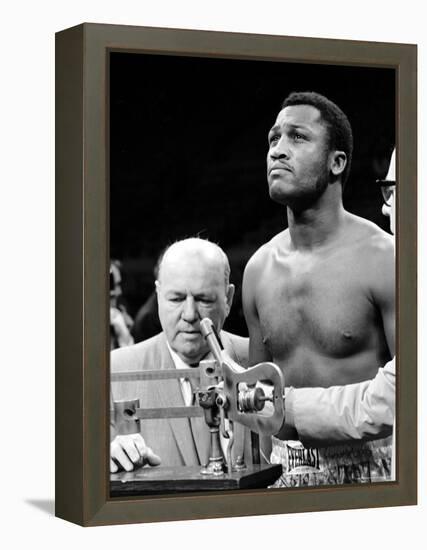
top-left (55, 23), bottom-right (417, 526)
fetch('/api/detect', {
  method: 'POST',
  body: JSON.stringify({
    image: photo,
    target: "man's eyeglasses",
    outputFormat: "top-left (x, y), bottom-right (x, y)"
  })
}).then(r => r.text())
top-left (376, 180), bottom-right (396, 206)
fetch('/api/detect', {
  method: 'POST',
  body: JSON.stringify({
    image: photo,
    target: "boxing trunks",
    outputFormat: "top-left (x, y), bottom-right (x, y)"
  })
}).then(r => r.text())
top-left (270, 435), bottom-right (393, 487)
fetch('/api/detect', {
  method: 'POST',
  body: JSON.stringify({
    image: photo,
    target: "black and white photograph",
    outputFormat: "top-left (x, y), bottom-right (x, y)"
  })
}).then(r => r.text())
top-left (108, 51), bottom-right (396, 496)
top-left (4, 0), bottom-right (423, 541)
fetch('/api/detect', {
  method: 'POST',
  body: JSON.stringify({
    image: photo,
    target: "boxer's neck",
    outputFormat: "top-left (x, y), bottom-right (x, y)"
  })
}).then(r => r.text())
top-left (286, 186), bottom-right (346, 250)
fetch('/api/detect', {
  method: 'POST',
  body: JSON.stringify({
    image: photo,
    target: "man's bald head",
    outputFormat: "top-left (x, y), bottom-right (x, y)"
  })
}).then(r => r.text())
top-left (157, 238), bottom-right (231, 288)
top-left (155, 238), bottom-right (234, 364)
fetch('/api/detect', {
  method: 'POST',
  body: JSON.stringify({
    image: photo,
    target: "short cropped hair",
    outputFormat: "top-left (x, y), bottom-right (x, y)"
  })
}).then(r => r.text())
top-left (282, 91), bottom-right (354, 185)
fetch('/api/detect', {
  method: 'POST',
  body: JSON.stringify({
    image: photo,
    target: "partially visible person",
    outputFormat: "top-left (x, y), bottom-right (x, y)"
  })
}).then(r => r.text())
top-left (110, 238), bottom-right (250, 473)
top-left (110, 260), bottom-right (134, 350)
top-left (243, 92), bottom-right (395, 486)
top-left (131, 259), bottom-right (162, 343)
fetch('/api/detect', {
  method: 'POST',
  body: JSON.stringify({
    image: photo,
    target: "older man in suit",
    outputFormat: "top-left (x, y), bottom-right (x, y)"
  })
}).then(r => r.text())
top-left (110, 238), bottom-right (249, 472)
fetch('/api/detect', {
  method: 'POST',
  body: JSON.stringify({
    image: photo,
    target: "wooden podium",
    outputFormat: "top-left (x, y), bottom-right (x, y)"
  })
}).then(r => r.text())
top-left (110, 463), bottom-right (283, 496)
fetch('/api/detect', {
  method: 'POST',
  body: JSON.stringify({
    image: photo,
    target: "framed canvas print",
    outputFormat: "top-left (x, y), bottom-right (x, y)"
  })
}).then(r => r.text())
top-left (55, 23), bottom-right (417, 526)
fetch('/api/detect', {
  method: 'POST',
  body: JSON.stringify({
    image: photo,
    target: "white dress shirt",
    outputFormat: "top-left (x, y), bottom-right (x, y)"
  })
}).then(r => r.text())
top-left (166, 343), bottom-right (198, 405)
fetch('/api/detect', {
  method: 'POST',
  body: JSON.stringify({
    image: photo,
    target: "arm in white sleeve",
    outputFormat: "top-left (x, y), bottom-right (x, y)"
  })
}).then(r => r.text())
top-left (283, 358), bottom-right (395, 447)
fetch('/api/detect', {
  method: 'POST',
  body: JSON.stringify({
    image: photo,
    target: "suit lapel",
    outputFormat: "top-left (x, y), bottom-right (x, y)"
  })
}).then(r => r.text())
top-left (190, 414), bottom-right (211, 466)
top-left (156, 336), bottom-right (199, 466)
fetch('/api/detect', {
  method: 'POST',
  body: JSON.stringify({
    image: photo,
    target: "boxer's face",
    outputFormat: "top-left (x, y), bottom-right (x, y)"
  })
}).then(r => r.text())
top-left (267, 105), bottom-right (333, 208)
top-left (156, 253), bottom-right (234, 364)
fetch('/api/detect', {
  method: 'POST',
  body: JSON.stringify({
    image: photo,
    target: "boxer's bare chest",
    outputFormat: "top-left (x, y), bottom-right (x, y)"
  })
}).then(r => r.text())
top-left (256, 245), bottom-right (378, 364)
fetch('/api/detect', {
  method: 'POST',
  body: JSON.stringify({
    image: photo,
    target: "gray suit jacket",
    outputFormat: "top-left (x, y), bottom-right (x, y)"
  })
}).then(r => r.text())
top-left (111, 331), bottom-right (251, 467)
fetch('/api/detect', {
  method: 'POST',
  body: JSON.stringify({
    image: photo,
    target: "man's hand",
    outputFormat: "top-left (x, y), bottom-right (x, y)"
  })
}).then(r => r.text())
top-left (110, 433), bottom-right (161, 473)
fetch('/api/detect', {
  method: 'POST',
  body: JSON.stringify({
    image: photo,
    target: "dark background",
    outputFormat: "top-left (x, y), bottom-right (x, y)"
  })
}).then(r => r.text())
top-left (110, 52), bottom-right (395, 337)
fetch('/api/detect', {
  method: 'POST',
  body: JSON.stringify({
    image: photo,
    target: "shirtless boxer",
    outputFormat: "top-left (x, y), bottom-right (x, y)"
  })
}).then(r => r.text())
top-left (243, 92), bottom-right (395, 486)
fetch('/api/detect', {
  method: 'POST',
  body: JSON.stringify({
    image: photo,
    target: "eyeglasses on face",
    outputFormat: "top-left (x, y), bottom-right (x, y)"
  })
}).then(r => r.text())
top-left (376, 179), bottom-right (396, 206)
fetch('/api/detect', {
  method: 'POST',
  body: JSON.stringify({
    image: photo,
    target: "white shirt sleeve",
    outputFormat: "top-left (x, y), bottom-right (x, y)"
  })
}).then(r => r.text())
top-left (285, 358), bottom-right (396, 447)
